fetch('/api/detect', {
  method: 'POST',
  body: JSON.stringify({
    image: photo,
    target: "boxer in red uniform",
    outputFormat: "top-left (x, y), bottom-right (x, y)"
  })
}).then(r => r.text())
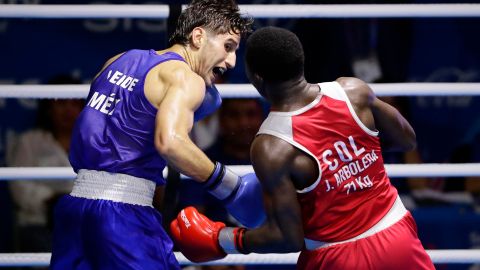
top-left (171, 26), bottom-right (435, 270)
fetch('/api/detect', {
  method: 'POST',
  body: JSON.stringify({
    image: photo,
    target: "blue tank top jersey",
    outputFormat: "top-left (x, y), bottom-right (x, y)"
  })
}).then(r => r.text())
top-left (69, 49), bottom-right (221, 185)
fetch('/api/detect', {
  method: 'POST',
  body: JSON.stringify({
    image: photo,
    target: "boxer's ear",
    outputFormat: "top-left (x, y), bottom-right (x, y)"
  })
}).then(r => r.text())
top-left (190, 27), bottom-right (206, 49)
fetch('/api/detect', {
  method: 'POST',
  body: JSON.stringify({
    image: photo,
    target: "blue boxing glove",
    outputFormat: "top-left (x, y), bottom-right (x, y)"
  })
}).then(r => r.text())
top-left (194, 84), bottom-right (222, 122)
top-left (204, 162), bottom-right (266, 228)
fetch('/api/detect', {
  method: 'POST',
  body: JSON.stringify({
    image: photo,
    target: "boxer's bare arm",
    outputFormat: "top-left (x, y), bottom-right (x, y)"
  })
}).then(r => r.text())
top-left (150, 61), bottom-right (215, 182)
top-left (338, 77), bottom-right (416, 152)
top-left (243, 134), bottom-right (305, 253)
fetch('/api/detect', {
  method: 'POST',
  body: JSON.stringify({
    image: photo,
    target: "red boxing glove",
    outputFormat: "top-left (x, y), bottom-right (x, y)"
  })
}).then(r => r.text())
top-left (170, 207), bottom-right (227, 263)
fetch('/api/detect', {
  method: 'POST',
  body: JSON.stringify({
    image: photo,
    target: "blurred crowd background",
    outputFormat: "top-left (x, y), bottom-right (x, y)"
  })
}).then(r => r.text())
top-left (1, 0), bottom-right (480, 269)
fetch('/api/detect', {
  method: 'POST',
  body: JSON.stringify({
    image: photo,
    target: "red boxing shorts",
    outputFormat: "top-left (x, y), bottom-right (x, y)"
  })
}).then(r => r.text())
top-left (297, 212), bottom-right (435, 270)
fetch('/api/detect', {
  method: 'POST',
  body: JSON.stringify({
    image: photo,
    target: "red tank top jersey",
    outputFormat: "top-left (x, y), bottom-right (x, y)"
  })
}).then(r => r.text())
top-left (257, 81), bottom-right (398, 242)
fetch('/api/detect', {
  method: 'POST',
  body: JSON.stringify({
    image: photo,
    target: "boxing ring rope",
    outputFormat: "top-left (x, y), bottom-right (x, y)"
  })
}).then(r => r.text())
top-left (1, 83), bottom-right (480, 99)
top-left (1, 163), bottom-right (480, 181)
top-left (1, 4), bottom-right (480, 18)
top-left (1, 249), bottom-right (480, 267)
top-left (1, 2), bottom-right (480, 268)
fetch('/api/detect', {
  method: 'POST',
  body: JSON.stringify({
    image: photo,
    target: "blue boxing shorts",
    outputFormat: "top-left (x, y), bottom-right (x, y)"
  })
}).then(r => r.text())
top-left (50, 170), bottom-right (180, 270)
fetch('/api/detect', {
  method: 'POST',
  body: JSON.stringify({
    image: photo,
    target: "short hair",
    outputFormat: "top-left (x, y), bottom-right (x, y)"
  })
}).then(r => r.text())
top-left (169, 0), bottom-right (253, 46)
top-left (245, 26), bottom-right (304, 83)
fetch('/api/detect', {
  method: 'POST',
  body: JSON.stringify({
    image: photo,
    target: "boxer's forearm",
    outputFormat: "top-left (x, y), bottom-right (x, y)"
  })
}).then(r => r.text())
top-left (243, 224), bottom-right (304, 253)
top-left (242, 184), bottom-right (304, 253)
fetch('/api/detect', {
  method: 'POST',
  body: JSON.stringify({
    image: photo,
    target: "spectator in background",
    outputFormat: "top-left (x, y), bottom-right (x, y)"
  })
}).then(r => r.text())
top-left (178, 98), bottom-right (265, 225)
top-left (205, 98), bottom-right (265, 165)
top-left (7, 75), bottom-right (84, 252)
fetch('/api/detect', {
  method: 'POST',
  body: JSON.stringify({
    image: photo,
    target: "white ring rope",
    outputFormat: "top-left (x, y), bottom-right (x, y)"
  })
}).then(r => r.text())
top-left (0, 4), bottom-right (170, 19)
top-left (1, 83), bottom-right (480, 99)
top-left (1, 4), bottom-right (480, 18)
top-left (0, 250), bottom-right (479, 266)
top-left (1, 163), bottom-right (480, 181)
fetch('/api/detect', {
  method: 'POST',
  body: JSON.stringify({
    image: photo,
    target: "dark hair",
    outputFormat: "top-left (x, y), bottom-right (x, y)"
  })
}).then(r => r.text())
top-left (245, 26), bottom-right (304, 83)
top-left (169, 0), bottom-right (253, 46)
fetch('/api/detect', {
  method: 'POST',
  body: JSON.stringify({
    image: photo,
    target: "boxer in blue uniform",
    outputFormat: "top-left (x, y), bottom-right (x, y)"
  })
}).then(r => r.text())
top-left (49, 1), bottom-right (263, 269)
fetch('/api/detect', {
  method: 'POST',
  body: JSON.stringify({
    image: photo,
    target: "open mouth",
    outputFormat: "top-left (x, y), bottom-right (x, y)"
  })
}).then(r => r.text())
top-left (212, 67), bottom-right (226, 80)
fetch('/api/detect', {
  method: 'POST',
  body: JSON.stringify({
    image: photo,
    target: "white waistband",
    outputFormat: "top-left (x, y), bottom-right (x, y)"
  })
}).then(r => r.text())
top-left (305, 196), bottom-right (407, 250)
top-left (70, 169), bottom-right (156, 207)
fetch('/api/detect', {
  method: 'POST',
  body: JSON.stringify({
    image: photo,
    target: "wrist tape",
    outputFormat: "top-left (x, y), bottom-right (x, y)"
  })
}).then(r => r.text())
top-left (204, 162), bottom-right (241, 200)
top-left (218, 227), bottom-right (249, 254)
